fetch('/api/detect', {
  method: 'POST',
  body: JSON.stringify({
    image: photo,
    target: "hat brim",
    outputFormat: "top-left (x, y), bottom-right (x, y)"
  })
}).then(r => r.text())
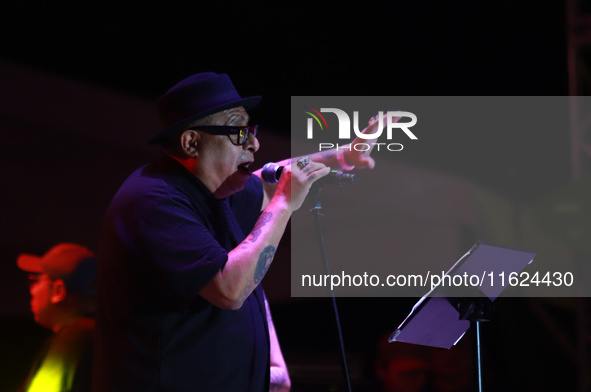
top-left (148, 96), bottom-right (262, 144)
top-left (17, 254), bottom-right (43, 273)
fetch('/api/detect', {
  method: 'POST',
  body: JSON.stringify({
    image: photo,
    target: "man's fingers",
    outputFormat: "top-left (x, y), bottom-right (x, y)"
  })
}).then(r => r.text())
top-left (358, 156), bottom-right (376, 170)
top-left (300, 162), bottom-right (330, 182)
top-left (307, 166), bottom-right (331, 183)
top-left (361, 113), bottom-right (402, 137)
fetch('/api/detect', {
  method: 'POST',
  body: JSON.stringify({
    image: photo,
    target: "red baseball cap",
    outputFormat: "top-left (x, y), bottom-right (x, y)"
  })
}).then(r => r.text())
top-left (17, 243), bottom-right (97, 296)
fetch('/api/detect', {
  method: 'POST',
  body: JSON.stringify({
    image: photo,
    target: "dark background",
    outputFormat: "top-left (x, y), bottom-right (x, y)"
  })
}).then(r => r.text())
top-left (0, 1), bottom-right (585, 391)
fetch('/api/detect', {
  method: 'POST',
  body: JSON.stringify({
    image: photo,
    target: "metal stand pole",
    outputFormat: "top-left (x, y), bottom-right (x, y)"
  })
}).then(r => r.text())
top-left (470, 320), bottom-right (483, 392)
top-left (309, 185), bottom-right (353, 392)
top-left (455, 297), bottom-right (493, 392)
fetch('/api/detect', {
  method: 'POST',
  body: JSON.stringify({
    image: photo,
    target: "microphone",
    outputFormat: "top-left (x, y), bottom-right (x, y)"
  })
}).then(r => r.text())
top-left (261, 162), bottom-right (284, 183)
top-left (261, 162), bottom-right (355, 186)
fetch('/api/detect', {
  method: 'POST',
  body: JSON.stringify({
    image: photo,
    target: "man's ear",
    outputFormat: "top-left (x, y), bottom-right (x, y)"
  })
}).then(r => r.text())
top-left (181, 130), bottom-right (201, 157)
top-left (50, 279), bottom-right (67, 304)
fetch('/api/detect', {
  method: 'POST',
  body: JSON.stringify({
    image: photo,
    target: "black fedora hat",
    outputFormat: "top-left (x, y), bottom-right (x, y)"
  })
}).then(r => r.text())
top-left (149, 72), bottom-right (262, 144)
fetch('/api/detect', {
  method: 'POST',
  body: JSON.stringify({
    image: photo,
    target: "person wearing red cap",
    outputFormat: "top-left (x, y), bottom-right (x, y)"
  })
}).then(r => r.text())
top-left (17, 242), bottom-right (97, 392)
top-left (93, 72), bottom-right (381, 391)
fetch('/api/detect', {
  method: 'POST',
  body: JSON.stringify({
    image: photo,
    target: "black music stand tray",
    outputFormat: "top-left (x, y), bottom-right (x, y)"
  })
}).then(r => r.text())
top-left (389, 242), bottom-right (536, 392)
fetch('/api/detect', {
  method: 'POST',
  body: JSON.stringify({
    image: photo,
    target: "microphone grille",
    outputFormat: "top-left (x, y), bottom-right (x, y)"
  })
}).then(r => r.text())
top-left (262, 162), bottom-right (281, 183)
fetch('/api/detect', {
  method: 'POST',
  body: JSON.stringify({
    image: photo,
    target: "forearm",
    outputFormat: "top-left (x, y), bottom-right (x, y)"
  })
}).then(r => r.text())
top-left (199, 196), bottom-right (291, 309)
top-left (200, 162), bottom-right (328, 308)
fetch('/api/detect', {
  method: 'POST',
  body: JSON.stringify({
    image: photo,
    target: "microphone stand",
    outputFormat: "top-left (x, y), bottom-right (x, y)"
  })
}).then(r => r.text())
top-left (309, 183), bottom-right (353, 392)
top-left (450, 296), bottom-right (494, 392)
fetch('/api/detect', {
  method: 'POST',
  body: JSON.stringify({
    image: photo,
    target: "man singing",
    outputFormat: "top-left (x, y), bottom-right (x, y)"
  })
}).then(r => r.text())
top-left (93, 72), bottom-right (381, 391)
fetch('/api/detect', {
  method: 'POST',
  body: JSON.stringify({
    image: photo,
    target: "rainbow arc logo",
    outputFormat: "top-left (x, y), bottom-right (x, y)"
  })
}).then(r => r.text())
top-left (303, 106), bottom-right (329, 130)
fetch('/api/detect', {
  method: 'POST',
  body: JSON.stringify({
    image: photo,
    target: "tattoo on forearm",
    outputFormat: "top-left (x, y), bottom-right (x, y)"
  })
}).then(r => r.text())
top-left (249, 212), bottom-right (272, 243)
top-left (237, 285), bottom-right (252, 304)
top-left (254, 245), bottom-right (276, 284)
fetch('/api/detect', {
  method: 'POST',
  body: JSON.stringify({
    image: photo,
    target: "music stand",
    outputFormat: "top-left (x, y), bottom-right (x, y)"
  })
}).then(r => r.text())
top-left (389, 242), bottom-right (536, 392)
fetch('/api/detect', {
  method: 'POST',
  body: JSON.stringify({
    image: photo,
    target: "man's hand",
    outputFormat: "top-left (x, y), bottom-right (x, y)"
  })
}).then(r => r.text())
top-left (342, 112), bottom-right (402, 170)
top-left (256, 112), bottom-right (396, 211)
top-left (273, 159), bottom-right (330, 213)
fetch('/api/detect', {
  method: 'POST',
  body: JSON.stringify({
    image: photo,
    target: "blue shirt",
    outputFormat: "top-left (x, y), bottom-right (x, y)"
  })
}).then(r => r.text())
top-left (93, 155), bottom-right (269, 391)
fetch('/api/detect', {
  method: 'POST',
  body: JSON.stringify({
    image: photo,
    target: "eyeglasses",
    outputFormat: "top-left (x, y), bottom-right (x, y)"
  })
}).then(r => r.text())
top-left (188, 125), bottom-right (259, 146)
